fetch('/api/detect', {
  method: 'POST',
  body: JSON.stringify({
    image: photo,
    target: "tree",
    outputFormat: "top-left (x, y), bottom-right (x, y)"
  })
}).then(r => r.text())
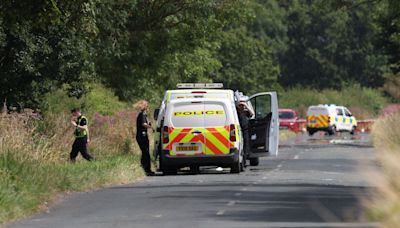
top-left (0, 0), bottom-right (97, 109)
top-left (278, 0), bottom-right (386, 89)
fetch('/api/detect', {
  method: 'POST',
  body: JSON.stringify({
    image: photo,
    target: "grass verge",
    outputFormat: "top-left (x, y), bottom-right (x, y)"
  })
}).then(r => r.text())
top-left (368, 111), bottom-right (400, 227)
top-left (279, 129), bottom-right (297, 144)
top-left (0, 110), bottom-right (145, 224)
top-left (0, 152), bottom-right (144, 224)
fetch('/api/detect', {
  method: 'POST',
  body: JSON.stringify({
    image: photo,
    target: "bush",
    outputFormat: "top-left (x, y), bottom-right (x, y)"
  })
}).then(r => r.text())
top-left (42, 83), bottom-right (126, 117)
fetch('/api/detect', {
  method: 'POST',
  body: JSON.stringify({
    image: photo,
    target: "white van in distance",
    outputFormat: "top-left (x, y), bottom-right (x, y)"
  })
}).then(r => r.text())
top-left (306, 104), bottom-right (357, 136)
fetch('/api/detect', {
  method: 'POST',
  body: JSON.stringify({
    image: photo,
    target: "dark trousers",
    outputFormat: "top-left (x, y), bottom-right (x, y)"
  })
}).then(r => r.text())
top-left (70, 136), bottom-right (93, 162)
top-left (243, 130), bottom-right (250, 158)
top-left (136, 134), bottom-right (152, 173)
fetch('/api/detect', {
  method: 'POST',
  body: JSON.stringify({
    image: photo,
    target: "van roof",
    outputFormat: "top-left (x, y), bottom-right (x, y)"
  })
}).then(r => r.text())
top-left (165, 89), bottom-right (234, 102)
top-left (168, 96), bottom-right (233, 104)
top-left (166, 89), bottom-right (233, 93)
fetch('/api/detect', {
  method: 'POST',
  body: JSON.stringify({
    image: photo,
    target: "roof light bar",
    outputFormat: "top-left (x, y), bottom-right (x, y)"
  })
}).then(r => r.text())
top-left (176, 83), bottom-right (223, 89)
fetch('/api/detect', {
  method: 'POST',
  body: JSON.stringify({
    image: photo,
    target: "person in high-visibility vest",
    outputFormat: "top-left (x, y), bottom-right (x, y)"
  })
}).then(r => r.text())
top-left (70, 108), bottom-right (94, 162)
top-left (134, 100), bottom-right (154, 176)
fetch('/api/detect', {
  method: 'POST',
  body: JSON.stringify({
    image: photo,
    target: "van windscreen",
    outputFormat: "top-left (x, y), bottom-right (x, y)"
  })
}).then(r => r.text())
top-left (171, 102), bottom-right (227, 128)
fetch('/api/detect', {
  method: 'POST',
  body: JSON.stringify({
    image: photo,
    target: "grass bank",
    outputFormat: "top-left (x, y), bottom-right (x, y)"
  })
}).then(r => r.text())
top-left (368, 112), bottom-right (400, 227)
top-left (0, 110), bottom-right (145, 224)
top-left (0, 153), bottom-right (143, 223)
top-left (279, 129), bottom-right (297, 144)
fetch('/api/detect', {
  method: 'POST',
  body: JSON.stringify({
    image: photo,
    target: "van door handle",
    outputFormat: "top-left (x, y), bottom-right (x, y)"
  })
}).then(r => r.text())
top-left (192, 130), bottom-right (202, 134)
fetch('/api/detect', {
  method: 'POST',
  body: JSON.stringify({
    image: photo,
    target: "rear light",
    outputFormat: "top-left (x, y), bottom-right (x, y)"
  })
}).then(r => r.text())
top-left (191, 91), bottom-right (207, 94)
top-left (229, 124), bottom-right (236, 142)
top-left (162, 126), bottom-right (169, 144)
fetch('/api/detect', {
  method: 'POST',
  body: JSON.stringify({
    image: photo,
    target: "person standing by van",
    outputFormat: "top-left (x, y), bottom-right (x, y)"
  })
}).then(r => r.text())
top-left (134, 100), bottom-right (155, 176)
top-left (237, 102), bottom-right (253, 166)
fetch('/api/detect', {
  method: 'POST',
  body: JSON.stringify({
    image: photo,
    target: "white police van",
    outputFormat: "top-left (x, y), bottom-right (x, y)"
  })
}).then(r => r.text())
top-left (153, 83), bottom-right (279, 175)
top-left (306, 104), bottom-right (357, 136)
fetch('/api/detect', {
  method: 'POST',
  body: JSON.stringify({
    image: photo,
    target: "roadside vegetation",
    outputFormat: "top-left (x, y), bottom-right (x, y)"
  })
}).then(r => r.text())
top-left (0, 0), bottom-right (399, 225)
top-left (369, 111), bottom-right (400, 227)
top-left (0, 86), bottom-right (144, 224)
top-left (279, 129), bottom-right (296, 144)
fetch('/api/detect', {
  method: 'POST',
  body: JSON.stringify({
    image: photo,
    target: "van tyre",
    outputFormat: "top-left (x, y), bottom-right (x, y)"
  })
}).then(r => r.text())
top-left (160, 155), bottom-right (177, 175)
top-left (350, 126), bottom-right (356, 135)
top-left (190, 165), bottom-right (200, 174)
top-left (230, 160), bottom-right (241, 174)
top-left (162, 166), bottom-right (177, 175)
top-left (329, 125), bottom-right (336, 136)
top-left (307, 128), bottom-right (315, 136)
top-left (249, 157), bottom-right (259, 166)
top-left (240, 158), bottom-right (245, 172)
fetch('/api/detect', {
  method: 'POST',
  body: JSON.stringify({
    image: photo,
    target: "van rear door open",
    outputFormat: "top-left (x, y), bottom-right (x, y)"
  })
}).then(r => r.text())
top-left (247, 92), bottom-right (279, 156)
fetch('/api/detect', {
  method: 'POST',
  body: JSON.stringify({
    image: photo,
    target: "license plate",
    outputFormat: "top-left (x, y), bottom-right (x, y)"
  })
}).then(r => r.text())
top-left (176, 146), bottom-right (199, 152)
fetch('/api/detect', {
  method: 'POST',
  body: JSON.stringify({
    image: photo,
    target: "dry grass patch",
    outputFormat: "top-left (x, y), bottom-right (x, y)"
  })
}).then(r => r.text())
top-left (0, 110), bottom-right (144, 224)
top-left (368, 112), bottom-right (400, 227)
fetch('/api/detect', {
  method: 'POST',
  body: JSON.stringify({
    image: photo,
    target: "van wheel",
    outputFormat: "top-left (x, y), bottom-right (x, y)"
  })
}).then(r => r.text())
top-left (190, 165), bottom-right (200, 174)
top-left (329, 125), bottom-right (336, 136)
top-left (240, 159), bottom-right (245, 172)
top-left (249, 157), bottom-right (259, 166)
top-left (350, 126), bottom-right (356, 135)
top-left (160, 157), bottom-right (177, 175)
top-left (308, 130), bottom-right (315, 136)
top-left (162, 166), bottom-right (177, 175)
top-left (230, 160), bottom-right (241, 174)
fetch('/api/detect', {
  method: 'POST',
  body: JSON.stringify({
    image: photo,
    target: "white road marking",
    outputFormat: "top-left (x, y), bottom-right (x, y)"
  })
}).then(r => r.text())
top-left (216, 210), bottom-right (225, 215)
top-left (323, 178), bottom-right (334, 181)
top-left (234, 192), bottom-right (242, 196)
top-left (241, 188), bottom-right (248, 191)
top-left (152, 214), bottom-right (163, 218)
top-left (262, 176), bottom-right (267, 180)
top-left (227, 201), bottom-right (236, 206)
top-left (277, 164), bottom-right (282, 168)
top-left (294, 155), bottom-right (299, 159)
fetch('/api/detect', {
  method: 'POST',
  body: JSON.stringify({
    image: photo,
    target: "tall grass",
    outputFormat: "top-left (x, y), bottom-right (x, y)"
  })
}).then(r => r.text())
top-left (369, 111), bottom-right (400, 227)
top-left (0, 110), bottom-right (144, 224)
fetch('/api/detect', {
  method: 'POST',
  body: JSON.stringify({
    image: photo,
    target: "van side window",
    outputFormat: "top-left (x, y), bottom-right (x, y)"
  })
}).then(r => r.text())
top-left (254, 96), bottom-right (271, 119)
top-left (344, 109), bottom-right (352, 117)
top-left (336, 108), bottom-right (343, 116)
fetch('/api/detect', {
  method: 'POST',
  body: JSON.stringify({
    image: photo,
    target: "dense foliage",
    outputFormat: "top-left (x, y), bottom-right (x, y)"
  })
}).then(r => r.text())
top-left (0, 0), bottom-right (399, 109)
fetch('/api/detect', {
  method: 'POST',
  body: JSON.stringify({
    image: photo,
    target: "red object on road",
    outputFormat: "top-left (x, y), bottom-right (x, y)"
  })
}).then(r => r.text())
top-left (279, 109), bottom-right (302, 133)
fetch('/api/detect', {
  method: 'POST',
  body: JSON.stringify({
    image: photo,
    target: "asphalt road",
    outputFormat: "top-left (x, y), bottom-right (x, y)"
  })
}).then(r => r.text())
top-left (9, 133), bottom-right (379, 228)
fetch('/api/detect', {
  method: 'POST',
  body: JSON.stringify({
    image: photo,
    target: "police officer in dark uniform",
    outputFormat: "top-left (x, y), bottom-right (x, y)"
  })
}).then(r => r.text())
top-left (237, 102), bottom-right (253, 167)
top-left (70, 108), bottom-right (94, 162)
top-left (135, 100), bottom-right (154, 176)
